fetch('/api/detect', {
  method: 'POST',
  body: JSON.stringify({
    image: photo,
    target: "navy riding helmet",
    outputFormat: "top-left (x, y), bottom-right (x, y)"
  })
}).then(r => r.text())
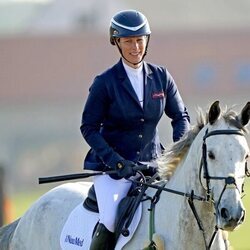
top-left (109, 10), bottom-right (151, 45)
top-left (109, 10), bottom-right (151, 65)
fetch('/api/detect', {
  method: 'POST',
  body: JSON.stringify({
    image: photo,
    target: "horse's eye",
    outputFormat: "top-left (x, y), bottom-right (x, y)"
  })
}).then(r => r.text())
top-left (245, 154), bottom-right (250, 177)
top-left (208, 151), bottom-right (215, 160)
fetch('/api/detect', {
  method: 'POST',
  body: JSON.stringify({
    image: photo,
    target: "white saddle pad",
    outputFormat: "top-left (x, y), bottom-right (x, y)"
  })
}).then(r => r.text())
top-left (60, 202), bottom-right (142, 250)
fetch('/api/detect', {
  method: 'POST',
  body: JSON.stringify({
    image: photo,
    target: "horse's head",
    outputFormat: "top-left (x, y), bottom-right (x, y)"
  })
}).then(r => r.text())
top-left (200, 101), bottom-right (250, 231)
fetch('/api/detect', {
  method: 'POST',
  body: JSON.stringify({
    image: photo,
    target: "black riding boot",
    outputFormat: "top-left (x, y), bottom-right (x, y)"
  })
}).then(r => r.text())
top-left (89, 223), bottom-right (115, 250)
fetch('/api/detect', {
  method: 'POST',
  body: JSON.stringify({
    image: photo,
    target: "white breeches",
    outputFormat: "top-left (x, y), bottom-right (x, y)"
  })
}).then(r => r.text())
top-left (93, 175), bottom-right (132, 232)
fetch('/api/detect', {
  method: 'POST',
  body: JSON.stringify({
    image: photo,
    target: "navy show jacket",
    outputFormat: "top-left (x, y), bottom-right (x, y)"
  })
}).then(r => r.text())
top-left (80, 59), bottom-right (190, 171)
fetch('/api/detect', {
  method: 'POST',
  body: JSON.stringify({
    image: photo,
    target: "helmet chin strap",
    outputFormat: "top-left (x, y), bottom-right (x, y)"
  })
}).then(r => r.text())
top-left (114, 37), bottom-right (150, 67)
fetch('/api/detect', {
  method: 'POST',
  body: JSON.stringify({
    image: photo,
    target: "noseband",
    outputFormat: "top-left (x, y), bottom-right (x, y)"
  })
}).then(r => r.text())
top-left (199, 129), bottom-right (247, 202)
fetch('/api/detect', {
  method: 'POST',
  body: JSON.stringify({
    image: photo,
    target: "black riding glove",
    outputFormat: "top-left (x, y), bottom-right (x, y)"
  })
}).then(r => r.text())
top-left (116, 160), bottom-right (136, 179)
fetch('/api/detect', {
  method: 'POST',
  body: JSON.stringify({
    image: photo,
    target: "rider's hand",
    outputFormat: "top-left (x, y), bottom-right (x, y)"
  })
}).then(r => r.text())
top-left (116, 160), bottom-right (136, 179)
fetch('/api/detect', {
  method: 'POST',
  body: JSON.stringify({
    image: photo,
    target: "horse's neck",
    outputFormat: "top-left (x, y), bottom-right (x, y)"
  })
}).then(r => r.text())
top-left (155, 176), bottom-right (217, 249)
top-left (156, 136), bottom-right (219, 248)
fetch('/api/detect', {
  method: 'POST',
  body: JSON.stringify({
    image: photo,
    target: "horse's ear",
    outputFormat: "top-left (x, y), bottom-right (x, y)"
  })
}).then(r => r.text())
top-left (239, 102), bottom-right (250, 127)
top-left (208, 101), bottom-right (221, 125)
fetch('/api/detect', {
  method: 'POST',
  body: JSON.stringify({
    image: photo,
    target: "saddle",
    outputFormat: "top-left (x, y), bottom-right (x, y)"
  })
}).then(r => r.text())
top-left (83, 174), bottom-right (159, 242)
top-left (83, 183), bottom-right (143, 239)
top-left (83, 185), bottom-right (99, 213)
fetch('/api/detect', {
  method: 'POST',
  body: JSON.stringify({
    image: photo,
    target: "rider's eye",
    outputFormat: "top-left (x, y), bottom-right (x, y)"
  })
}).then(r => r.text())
top-left (208, 151), bottom-right (215, 160)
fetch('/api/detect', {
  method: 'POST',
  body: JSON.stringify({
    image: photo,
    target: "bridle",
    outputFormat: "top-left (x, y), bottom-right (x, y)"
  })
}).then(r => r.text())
top-left (133, 128), bottom-right (249, 250)
top-left (129, 127), bottom-right (249, 249)
top-left (195, 128), bottom-right (249, 249)
top-left (199, 129), bottom-right (249, 202)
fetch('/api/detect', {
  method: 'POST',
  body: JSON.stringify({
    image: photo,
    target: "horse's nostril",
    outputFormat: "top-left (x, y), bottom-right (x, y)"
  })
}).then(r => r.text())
top-left (221, 208), bottom-right (230, 219)
top-left (239, 210), bottom-right (245, 223)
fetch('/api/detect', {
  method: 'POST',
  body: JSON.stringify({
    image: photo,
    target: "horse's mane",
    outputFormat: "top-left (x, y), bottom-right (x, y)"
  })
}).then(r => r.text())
top-left (158, 106), bottom-right (247, 180)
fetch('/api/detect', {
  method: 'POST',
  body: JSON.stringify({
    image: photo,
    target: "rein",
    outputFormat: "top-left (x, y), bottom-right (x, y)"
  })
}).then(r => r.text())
top-left (132, 180), bottom-right (206, 201)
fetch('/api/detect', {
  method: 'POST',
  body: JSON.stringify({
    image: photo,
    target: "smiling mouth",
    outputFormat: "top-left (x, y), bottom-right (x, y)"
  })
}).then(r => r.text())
top-left (130, 52), bottom-right (141, 56)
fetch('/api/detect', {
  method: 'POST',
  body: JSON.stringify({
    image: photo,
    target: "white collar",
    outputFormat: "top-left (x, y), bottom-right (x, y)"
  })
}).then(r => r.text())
top-left (122, 61), bottom-right (143, 75)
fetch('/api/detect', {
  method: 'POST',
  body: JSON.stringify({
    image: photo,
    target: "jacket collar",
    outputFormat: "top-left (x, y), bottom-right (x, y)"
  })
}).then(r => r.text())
top-left (115, 58), bottom-right (153, 79)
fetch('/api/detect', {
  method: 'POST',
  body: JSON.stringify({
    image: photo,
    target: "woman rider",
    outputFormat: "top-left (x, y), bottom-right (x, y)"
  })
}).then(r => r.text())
top-left (80, 9), bottom-right (190, 250)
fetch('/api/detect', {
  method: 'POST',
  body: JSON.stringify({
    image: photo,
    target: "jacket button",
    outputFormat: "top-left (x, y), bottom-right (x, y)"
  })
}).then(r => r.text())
top-left (117, 162), bottom-right (123, 169)
top-left (138, 134), bottom-right (143, 138)
top-left (140, 118), bottom-right (144, 122)
top-left (136, 151), bottom-right (140, 155)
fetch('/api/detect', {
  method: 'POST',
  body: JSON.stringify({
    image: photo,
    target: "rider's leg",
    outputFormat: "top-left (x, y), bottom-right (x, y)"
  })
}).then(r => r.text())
top-left (89, 175), bottom-right (132, 249)
top-left (94, 175), bottom-right (132, 232)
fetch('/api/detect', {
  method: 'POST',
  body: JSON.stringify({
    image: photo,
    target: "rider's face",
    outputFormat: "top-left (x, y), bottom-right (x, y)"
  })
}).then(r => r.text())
top-left (117, 36), bottom-right (147, 68)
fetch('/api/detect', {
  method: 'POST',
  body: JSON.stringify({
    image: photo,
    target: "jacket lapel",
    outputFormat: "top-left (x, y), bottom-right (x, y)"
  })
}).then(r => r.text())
top-left (143, 62), bottom-right (153, 109)
top-left (115, 59), bottom-right (144, 108)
